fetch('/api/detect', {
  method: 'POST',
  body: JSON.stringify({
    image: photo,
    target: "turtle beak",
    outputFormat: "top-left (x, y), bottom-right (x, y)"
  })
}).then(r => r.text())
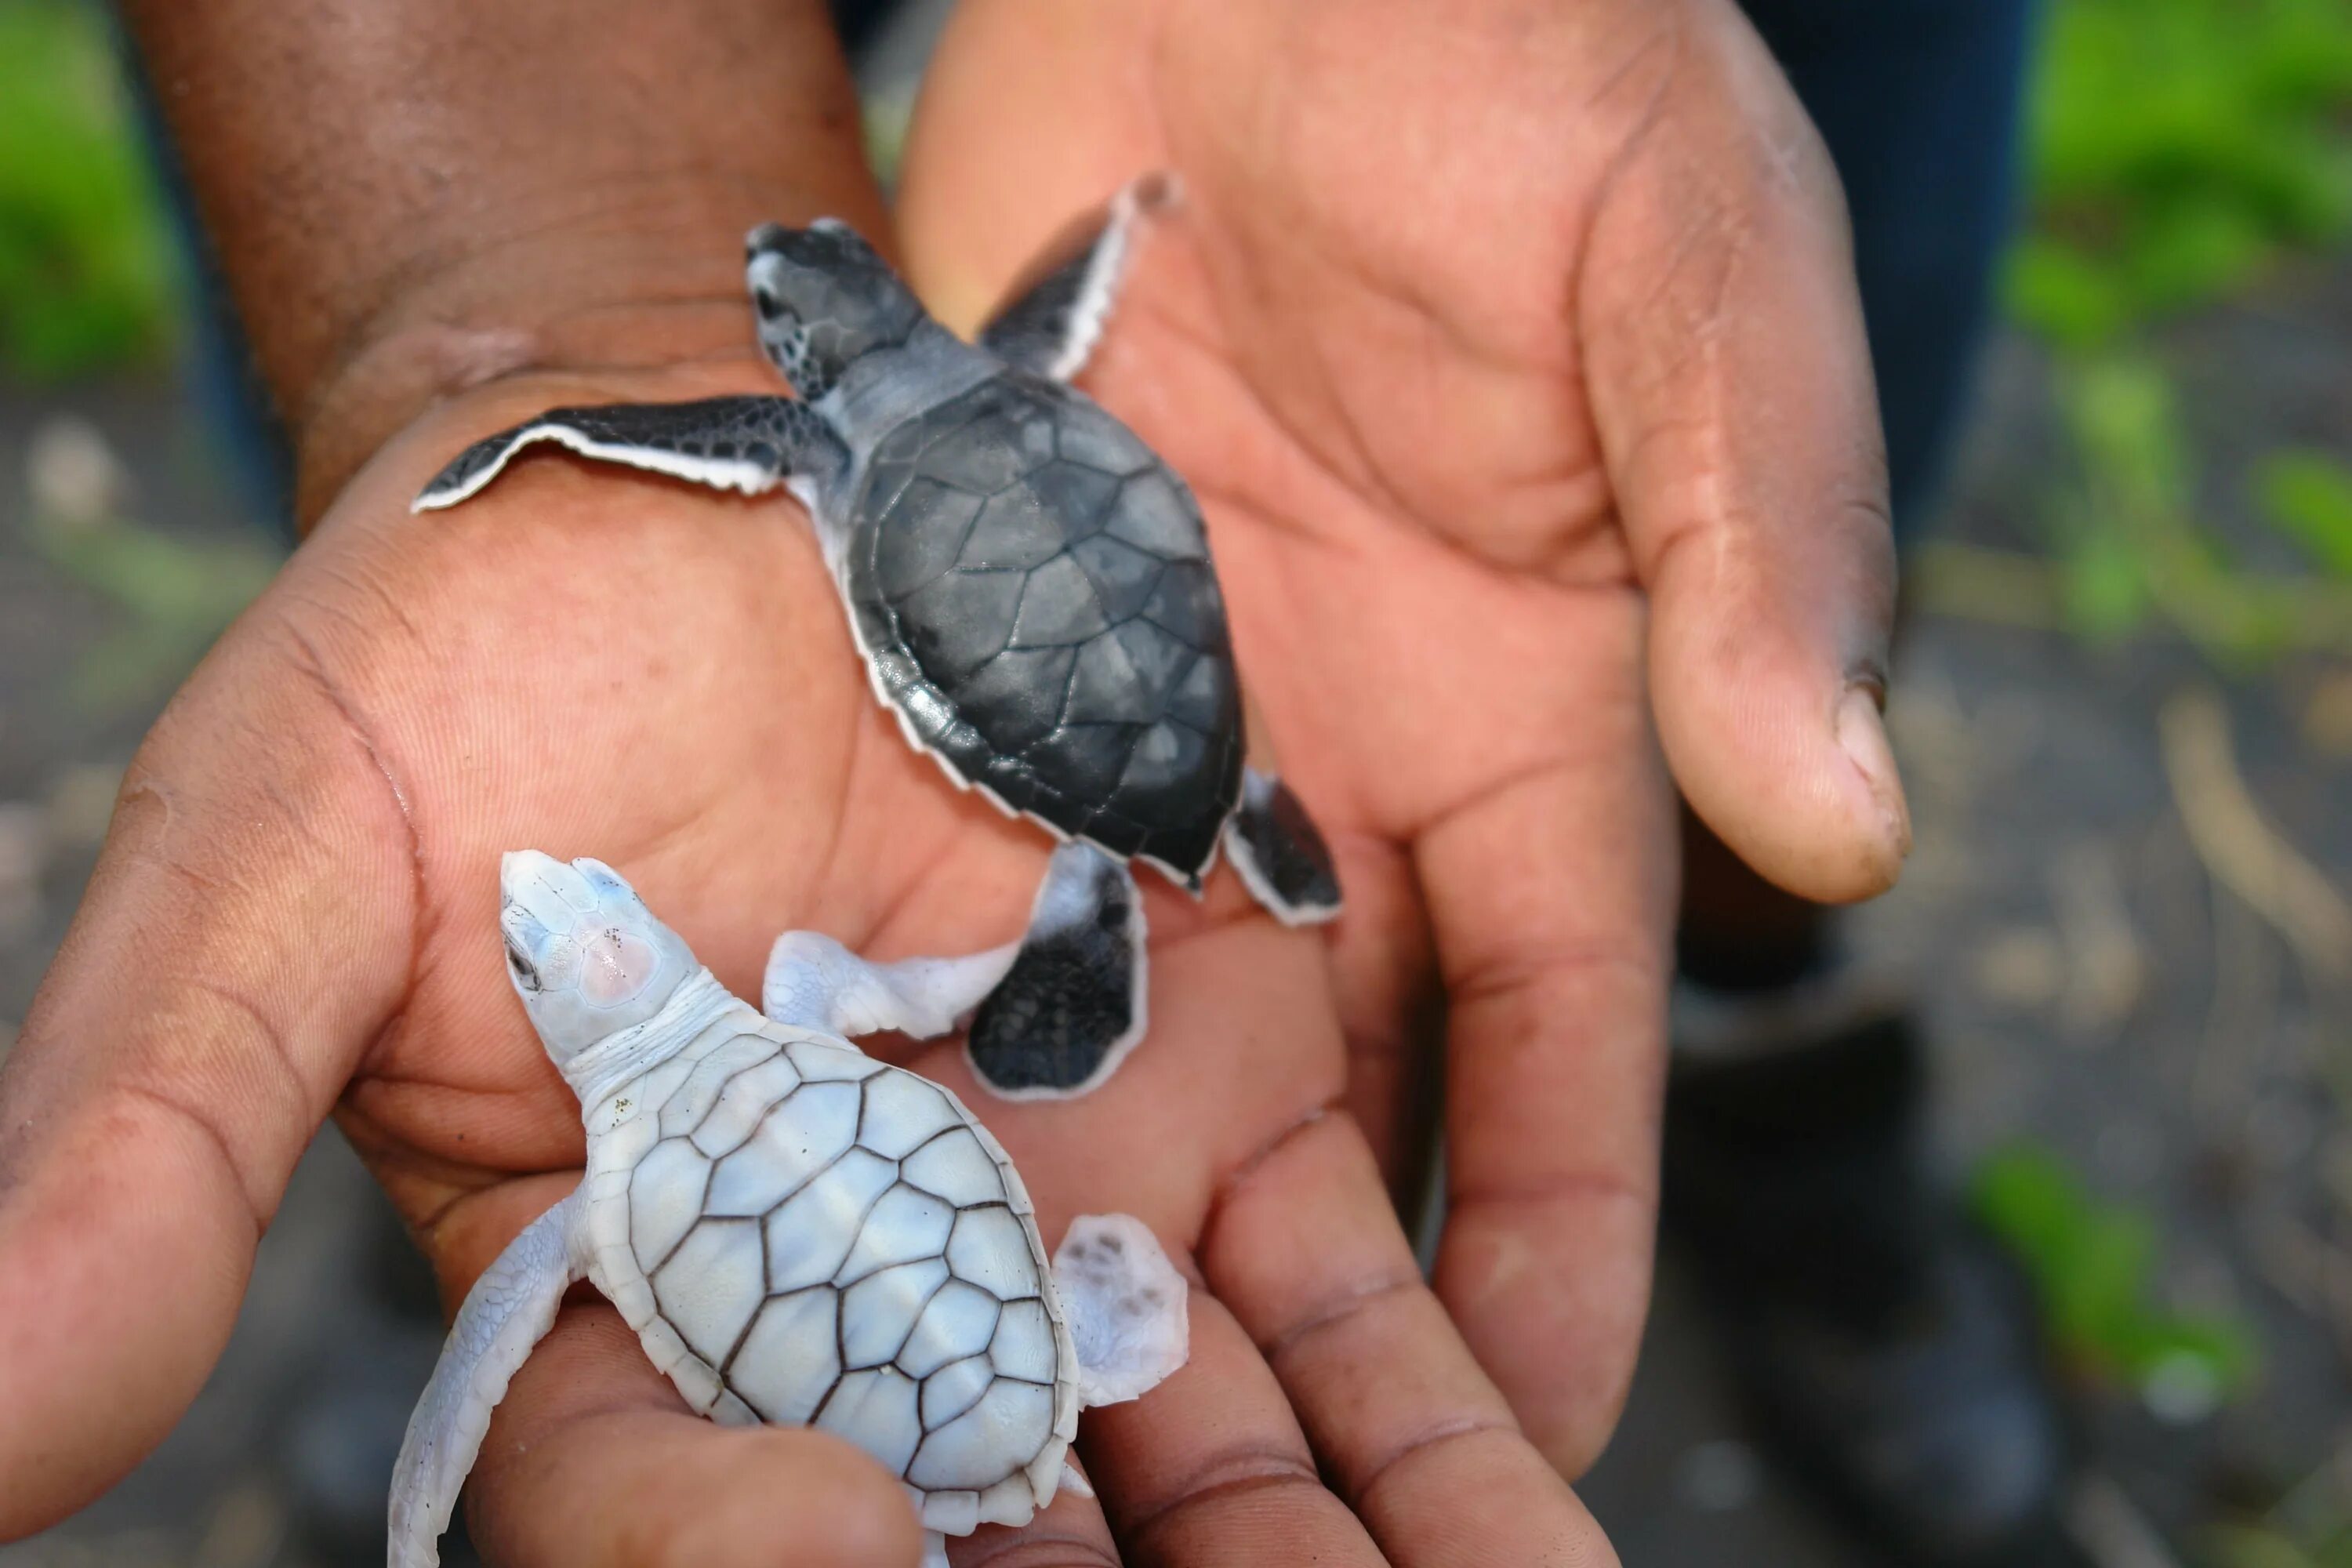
top-left (501, 849), bottom-right (596, 930)
top-left (500, 848), bottom-right (557, 905)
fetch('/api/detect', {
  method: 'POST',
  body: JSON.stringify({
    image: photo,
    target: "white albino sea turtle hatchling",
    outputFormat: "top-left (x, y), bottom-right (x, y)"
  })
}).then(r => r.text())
top-left (387, 851), bottom-right (1189, 1568)
top-left (409, 177), bottom-right (1341, 1098)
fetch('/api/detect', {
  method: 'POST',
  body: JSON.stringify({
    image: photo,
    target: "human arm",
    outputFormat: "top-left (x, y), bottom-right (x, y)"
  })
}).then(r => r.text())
top-left (119, 0), bottom-right (891, 528)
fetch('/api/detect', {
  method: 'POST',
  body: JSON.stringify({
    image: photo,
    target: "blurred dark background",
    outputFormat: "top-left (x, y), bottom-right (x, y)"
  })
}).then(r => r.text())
top-left (5, 0), bottom-right (2352, 1564)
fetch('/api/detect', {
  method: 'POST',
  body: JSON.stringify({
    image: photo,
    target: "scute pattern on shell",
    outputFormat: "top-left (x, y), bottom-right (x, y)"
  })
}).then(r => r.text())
top-left (845, 374), bottom-right (1244, 882)
top-left (593, 1022), bottom-right (1078, 1523)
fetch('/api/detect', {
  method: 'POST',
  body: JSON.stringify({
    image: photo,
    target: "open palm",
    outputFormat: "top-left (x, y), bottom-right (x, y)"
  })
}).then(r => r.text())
top-left (1, 337), bottom-right (1610, 1566)
top-left (2, 2), bottom-right (1908, 1563)
top-left (896, 0), bottom-right (1911, 1501)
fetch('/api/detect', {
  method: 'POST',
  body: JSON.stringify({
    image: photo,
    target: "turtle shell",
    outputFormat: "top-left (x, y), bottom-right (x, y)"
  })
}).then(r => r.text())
top-left (842, 373), bottom-right (1243, 884)
top-left (580, 1013), bottom-right (1080, 1536)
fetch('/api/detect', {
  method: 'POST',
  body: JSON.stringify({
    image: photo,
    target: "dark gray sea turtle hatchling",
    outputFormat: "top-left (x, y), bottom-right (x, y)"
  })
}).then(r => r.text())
top-left (412, 177), bottom-right (1341, 1098)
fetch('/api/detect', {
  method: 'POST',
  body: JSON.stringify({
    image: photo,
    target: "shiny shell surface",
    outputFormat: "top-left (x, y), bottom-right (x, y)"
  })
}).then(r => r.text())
top-left (579, 1012), bottom-right (1080, 1534)
top-left (843, 372), bottom-right (1244, 884)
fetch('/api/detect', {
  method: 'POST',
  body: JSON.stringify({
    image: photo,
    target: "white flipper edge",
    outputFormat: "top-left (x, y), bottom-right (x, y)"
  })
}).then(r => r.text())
top-left (410, 422), bottom-right (784, 513)
top-left (1058, 1456), bottom-right (1096, 1500)
top-left (1038, 174), bottom-right (1167, 383)
top-left (762, 930), bottom-right (1019, 1040)
top-left (1053, 1214), bottom-right (1190, 1409)
top-left (388, 1191), bottom-right (586, 1568)
top-left (1222, 768), bottom-right (1343, 928)
top-left (975, 173), bottom-right (1178, 386)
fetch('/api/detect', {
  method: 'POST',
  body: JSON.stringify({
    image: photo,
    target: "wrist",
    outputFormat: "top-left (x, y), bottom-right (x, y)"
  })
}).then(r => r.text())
top-left (292, 179), bottom-right (865, 529)
top-left (118, 0), bottom-right (887, 531)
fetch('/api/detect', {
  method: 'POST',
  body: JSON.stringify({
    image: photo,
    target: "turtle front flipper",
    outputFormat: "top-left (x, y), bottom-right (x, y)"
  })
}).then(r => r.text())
top-left (1224, 768), bottom-right (1343, 927)
top-left (978, 173), bottom-right (1175, 383)
top-left (762, 929), bottom-right (1018, 1039)
top-left (966, 844), bottom-right (1149, 1099)
top-left (759, 844), bottom-right (1148, 1097)
top-left (410, 394), bottom-right (846, 512)
top-left (390, 1191), bottom-right (586, 1568)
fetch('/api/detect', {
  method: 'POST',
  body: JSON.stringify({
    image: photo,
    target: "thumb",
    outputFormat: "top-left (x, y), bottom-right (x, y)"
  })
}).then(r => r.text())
top-left (0, 599), bottom-right (415, 1536)
top-left (1582, 3), bottom-right (1908, 904)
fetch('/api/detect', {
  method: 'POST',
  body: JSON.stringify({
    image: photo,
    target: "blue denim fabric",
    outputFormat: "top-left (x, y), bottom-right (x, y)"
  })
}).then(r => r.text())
top-left (111, 8), bottom-right (298, 535)
top-left (150, 0), bottom-right (2033, 548)
top-left (1740, 0), bottom-right (2037, 537)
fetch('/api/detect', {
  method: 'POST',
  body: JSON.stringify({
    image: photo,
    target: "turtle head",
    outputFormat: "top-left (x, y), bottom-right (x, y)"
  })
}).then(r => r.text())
top-left (498, 851), bottom-right (701, 1070)
top-left (744, 219), bottom-right (925, 399)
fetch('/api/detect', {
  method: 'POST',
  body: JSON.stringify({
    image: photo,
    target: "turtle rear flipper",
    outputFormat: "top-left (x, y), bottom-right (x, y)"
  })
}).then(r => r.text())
top-left (966, 845), bottom-right (1148, 1099)
top-left (410, 394), bottom-right (846, 513)
top-left (1052, 1214), bottom-right (1189, 1408)
top-left (388, 1192), bottom-right (585, 1568)
top-left (979, 173), bottom-right (1176, 383)
top-left (1224, 768), bottom-right (1343, 927)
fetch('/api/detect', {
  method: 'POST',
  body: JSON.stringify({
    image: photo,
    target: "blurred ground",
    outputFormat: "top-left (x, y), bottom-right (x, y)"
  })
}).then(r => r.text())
top-left (1585, 281), bottom-right (2352, 1564)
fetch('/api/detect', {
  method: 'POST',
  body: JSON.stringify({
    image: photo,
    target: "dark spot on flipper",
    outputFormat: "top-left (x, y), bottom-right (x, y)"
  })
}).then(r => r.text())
top-left (965, 851), bottom-right (1144, 1097)
top-left (1228, 771), bottom-right (1341, 924)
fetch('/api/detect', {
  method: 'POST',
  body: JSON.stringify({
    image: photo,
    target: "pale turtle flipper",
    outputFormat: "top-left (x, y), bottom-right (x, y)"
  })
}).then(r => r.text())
top-left (966, 844), bottom-right (1148, 1100)
top-left (388, 1191), bottom-right (586, 1568)
top-left (1224, 768), bottom-right (1342, 927)
top-left (1053, 1214), bottom-right (1189, 1409)
top-left (410, 394), bottom-right (847, 513)
top-left (978, 172), bottom-right (1176, 383)
top-left (761, 929), bottom-right (1018, 1039)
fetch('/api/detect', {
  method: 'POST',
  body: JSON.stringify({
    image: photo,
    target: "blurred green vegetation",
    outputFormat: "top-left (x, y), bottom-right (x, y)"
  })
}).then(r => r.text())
top-left (1973, 1145), bottom-right (2258, 1408)
top-left (2006, 0), bottom-right (2352, 348)
top-left (1979, 0), bottom-right (2352, 665)
top-left (0, 0), bottom-right (176, 382)
top-left (2039, 355), bottom-right (2352, 664)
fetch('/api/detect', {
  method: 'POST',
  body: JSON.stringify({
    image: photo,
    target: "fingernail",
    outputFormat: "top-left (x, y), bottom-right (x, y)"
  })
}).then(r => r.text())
top-left (1835, 684), bottom-right (1912, 862)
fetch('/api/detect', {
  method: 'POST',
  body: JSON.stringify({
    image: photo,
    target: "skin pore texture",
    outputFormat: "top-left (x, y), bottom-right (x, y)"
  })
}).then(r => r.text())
top-left (0, 1), bottom-right (1902, 1566)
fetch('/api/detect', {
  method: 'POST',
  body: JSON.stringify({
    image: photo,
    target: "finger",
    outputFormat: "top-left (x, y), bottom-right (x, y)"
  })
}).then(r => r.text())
top-left (1580, 1), bottom-right (1907, 903)
top-left (1323, 843), bottom-right (1443, 1207)
top-left (1412, 620), bottom-right (1676, 1479)
top-left (0, 596), bottom-right (415, 1537)
top-left (474, 1303), bottom-right (924, 1568)
top-left (1081, 1286), bottom-right (1385, 1568)
top-left (1203, 1112), bottom-right (1619, 1566)
top-left (1238, 695), bottom-right (1440, 1201)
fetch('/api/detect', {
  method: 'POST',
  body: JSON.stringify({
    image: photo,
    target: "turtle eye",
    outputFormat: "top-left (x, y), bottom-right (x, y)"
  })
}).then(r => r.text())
top-left (753, 287), bottom-right (784, 321)
top-left (506, 941), bottom-right (540, 993)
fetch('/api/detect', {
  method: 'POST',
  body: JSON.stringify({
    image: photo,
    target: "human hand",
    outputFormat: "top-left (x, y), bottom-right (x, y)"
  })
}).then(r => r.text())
top-left (0, 340), bottom-right (1610, 1565)
top-left (895, 0), bottom-right (1908, 1490)
top-left (9, 0), bottom-right (1592, 1561)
